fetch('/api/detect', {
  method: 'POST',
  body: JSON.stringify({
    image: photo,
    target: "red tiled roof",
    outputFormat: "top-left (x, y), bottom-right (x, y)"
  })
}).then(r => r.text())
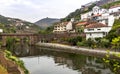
top-left (86, 23), bottom-right (107, 28)
top-left (93, 14), bottom-right (102, 17)
top-left (76, 21), bottom-right (88, 26)
top-left (62, 22), bottom-right (69, 25)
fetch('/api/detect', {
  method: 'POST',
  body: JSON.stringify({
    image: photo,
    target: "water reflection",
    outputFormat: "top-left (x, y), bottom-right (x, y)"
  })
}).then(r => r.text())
top-left (14, 45), bottom-right (114, 74)
top-left (13, 42), bottom-right (30, 56)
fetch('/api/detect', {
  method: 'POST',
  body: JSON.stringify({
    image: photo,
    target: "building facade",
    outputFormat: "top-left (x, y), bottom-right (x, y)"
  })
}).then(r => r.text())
top-left (84, 23), bottom-right (111, 39)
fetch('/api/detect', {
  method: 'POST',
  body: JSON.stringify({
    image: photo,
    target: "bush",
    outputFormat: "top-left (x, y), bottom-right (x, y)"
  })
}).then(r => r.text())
top-left (77, 41), bottom-right (87, 47)
top-left (67, 36), bottom-right (83, 45)
top-left (100, 38), bottom-right (110, 48)
top-left (86, 38), bottom-right (95, 48)
top-left (111, 36), bottom-right (120, 51)
top-left (77, 42), bottom-right (84, 46)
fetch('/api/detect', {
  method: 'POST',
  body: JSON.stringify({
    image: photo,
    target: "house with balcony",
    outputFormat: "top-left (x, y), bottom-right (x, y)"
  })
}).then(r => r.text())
top-left (84, 23), bottom-right (111, 39)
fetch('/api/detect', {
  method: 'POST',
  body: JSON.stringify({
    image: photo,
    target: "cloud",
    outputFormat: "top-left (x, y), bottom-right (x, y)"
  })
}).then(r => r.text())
top-left (0, 0), bottom-right (96, 22)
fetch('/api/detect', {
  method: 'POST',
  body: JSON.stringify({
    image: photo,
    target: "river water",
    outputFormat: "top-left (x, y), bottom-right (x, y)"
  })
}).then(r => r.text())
top-left (15, 46), bottom-right (115, 74)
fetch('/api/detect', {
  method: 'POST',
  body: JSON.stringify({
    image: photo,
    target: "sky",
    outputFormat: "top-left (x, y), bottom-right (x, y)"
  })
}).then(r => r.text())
top-left (0, 0), bottom-right (96, 23)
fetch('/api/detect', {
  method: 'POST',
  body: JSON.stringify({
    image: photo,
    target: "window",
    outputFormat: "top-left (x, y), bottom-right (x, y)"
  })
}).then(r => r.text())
top-left (87, 29), bottom-right (94, 31)
top-left (90, 33), bottom-right (92, 36)
top-left (103, 32), bottom-right (106, 35)
top-left (97, 29), bottom-right (101, 30)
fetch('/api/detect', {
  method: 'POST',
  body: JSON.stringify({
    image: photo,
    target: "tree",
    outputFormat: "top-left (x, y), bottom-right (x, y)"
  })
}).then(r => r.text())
top-left (111, 36), bottom-right (120, 51)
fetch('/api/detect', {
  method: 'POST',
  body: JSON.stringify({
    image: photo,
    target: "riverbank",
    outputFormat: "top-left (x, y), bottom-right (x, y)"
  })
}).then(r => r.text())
top-left (36, 43), bottom-right (120, 59)
top-left (0, 65), bottom-right (8, 74)
top-left (0, 51), bottom-right (26, 74)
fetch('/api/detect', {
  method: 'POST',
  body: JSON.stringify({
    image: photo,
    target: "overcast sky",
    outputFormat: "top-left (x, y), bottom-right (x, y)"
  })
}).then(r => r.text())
top-left (0, 0), bottom-right (96, 23)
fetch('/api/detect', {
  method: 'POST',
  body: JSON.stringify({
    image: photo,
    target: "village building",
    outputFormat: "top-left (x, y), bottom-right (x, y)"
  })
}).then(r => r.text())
top-left (81, 6), bottom-right (116, 39)
top-left (84, 23), bottom-right (111, 39)
top-left (109, 5), bottom-right (120, 19)
top-left (81, 6), bottom-right (108, 21)
top-left (0, 29), bottom-right (3, 33)
top-left (53, 19), bottom-right (75, 33)
top-left (75, 21), bottom-right (88, 33)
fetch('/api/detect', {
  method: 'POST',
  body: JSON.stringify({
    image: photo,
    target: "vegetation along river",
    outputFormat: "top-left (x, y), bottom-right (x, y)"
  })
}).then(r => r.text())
top-left (10, 44), bottom-right (120, 74)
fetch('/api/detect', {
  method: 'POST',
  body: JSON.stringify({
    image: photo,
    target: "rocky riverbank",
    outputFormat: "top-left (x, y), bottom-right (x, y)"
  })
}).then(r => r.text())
top-left (0, 51), bottom-right (25, 74)
top-left (36, 43), bottom-right (120, 59)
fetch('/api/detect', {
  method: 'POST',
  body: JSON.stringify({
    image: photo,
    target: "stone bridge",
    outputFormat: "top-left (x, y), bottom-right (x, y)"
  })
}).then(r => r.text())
top-left (0, 33), bottom-right (85, 46)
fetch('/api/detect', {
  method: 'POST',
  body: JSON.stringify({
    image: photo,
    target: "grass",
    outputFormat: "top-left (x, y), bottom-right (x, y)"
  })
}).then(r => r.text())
top-left (0, 65), bottom-right (8, 74)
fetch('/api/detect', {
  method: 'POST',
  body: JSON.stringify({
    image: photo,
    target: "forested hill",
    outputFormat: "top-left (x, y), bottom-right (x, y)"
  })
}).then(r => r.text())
top-left (35, 17), bottom-right (60, 29)
top-left (0, 14), bottom-right (40, 33)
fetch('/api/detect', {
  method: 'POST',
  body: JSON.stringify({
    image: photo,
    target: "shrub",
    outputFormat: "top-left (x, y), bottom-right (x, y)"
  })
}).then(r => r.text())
top-left (4, 50), bottom-right (29, 74)
top-left (86, 38), bottom-right (95, 48)
top-left (67, 36), bottom-right (83, 45)
top-left (111, 36), bottom-right (120, 51)
top-left (100, 38), bottom-right (110, 48)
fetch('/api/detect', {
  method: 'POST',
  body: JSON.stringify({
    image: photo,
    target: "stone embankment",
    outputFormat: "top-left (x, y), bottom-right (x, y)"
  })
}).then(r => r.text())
top-left (36, 43), bottom-right (120, 59)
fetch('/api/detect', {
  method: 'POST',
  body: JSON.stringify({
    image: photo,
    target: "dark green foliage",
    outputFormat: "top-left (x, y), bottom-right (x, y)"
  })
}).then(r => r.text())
top-left (38, 26), bottom-right (54, 34)
top-left (85, 38), bottom-right (95, 48)
top-left (106, 19), bottom-right (120, 42)
top-left (67, 36), bottom-right (83, 45)
top-left (77, 41), bottom-right (87, 47)
top-left (100, 38), bottom-right (110, 48)
top-left (6, 37), bottom-right (16, 51)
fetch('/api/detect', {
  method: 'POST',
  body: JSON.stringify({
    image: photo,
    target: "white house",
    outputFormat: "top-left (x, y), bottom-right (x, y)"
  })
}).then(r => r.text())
top-left (81, 11), bottom-right (92, 21)
top-left (92, 6), bottom-right (108, 15)
top-left (84, 23), bottom-right (112, 40)
top-left (81, 6), bottom-right (116, 39)
top-left (109, 5), bottom-right (120, 13)
top-left (109, 5), bottom-right (120, 19)
top-left (96, 14), bottom-right (115, 27)
top-left (0, 29), bottom-right (3, 33)
top-left (84, 13), bottom-right (114, 40)
top-left (81, 6), bottom-right (108, 21)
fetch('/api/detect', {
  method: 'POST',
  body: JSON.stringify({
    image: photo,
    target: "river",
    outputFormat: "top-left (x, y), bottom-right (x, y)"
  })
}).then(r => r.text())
top-left (14, 46), bottom-right (115, 74)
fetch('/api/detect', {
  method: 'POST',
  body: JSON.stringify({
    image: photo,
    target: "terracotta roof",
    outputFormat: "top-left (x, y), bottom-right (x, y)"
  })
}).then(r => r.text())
top-left (55, 22), bottom-right (69, 26)
top-left (62, 22), bottom-right (69, 25)
top-left (110, 5), bottom-right (120, 9)
top-left (76, 21), bottom-right (88, 26)
top-left (93, 14), bottom-right (102, 17)
top-left (86, 23), bottom-right (107, 28)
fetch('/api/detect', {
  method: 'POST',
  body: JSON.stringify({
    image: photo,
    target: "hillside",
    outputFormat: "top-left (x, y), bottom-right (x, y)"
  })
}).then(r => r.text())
top-left (35, 17), bottom-right (60, 29)
top-left (61, 3), bottom-right (96, 22)
top-left (102, 0), bottom-right (120, 9)
top-left (61, 0), bottom-right (119, 22)
top-left (0, 15), bottom-right (40, 33)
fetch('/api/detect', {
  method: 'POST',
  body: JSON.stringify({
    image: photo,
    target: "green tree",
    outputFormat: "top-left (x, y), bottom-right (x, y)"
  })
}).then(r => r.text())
top-left (112, 36), bottom-right (120, 51)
